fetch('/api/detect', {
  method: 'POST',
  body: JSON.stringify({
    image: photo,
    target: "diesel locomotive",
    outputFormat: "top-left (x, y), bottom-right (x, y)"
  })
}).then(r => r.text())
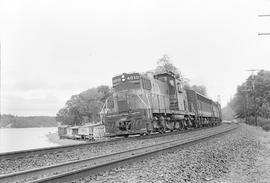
top-left (101, 71), bottom-right (221, 137)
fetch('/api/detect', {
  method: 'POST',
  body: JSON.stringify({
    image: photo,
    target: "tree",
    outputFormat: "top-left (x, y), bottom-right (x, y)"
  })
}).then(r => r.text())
top-left (183, 83), bottom-right (207, 96)
top-left (56, 107), bottom-right (76, 126)
top-left (228, 70), bottom-right (270, 124)
top-left (97, 85), bottom-right (111, 103)
top-left (191, 85), bottom-right (207, 96)
top-left (154, 54), bottom-right (207, 96)
top-left (155, 54), bottom-right (180, 74)
top-left (229, 85), bottom-right (247, 119)
top-left (56, 85), bottom-right (112, 126)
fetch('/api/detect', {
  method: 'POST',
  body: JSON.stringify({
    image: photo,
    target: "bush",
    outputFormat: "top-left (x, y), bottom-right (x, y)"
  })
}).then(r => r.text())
top-left (246, 117), bottom-right (269, 126)
top-left (257, 117), bottom-right (270, 127)
top-left (242, 116), bottom-right (270, 131)
top-left (262, 124), bottom-right (270, 131)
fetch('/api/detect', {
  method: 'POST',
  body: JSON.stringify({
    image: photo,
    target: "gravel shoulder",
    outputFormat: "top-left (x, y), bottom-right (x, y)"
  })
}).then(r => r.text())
top-left (0, 125), bottom-right (227, 175)
top-left (46, 132), bottom-right (86, 146)
top-left (213, 125), bottom-right (270, 183)
top-left (74, 123), bottom-right (270, 183)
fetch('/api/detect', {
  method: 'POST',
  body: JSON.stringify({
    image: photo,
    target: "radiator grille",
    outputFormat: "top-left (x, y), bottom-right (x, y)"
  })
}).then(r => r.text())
top-left (117, 100), bottom-right (129, 113)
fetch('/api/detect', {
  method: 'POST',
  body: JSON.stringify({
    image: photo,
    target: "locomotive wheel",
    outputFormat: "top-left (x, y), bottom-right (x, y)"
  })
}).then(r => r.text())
top-left (160, 120), bottom-right (166, 130)
top-left (165, 121), bottom-right (174, 130)
top-left (181, 120), bottom-right (187, 129)
top-left (152, 120), bottom-right (159, 129)
top-left (159, 128), bottom-right (165, 134)
top-left (174, 122), bottom-right (180, 130)
top-left (162, 128), bottom-right (166, 133)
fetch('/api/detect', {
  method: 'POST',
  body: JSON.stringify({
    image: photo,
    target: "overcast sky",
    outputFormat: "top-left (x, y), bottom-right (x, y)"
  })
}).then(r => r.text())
top-left (1, 0), bottom-right (270, 116)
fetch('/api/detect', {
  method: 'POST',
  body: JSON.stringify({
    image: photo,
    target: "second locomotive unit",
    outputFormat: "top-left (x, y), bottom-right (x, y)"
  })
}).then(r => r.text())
top-left (101, 71), bottom-right (221, 137)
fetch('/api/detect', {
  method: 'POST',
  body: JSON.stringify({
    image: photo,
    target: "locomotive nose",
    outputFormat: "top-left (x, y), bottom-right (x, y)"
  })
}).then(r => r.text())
top-left (121, 74), bottom-right (126, 82)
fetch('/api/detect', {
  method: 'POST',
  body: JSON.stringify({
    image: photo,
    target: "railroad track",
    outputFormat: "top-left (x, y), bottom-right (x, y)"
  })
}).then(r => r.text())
top-left (0, 124), bottom-right (238, 183)
top-left (0, 124), bottom-right (218, 161)
top-left (0, 125), bottom-right (224, 176)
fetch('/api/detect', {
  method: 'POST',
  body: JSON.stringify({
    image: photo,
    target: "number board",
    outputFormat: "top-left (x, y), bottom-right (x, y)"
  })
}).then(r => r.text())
top-left (112, 73), bottom-right (140, 87)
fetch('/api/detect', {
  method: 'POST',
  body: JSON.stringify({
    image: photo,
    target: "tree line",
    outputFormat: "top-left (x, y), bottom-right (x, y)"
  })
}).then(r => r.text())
top-left (56, 85), bottom-right (111, 126)
top-left (0, 115), bottom-right (57, 128)
top-left (227, 70), bottom-right (270, 126)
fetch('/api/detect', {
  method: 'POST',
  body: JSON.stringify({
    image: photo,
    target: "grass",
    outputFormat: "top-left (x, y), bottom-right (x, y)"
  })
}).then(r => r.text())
top-left (245, 117), bottom-right (270, 132)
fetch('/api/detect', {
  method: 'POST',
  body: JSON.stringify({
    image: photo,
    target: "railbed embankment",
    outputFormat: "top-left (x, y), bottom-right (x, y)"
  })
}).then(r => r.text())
top-left (72, 123), bottom-right (270, 183)
top-left (46, 132), bottom-right (87, 146)
top-left (0, 124), bottom-right (228, 175)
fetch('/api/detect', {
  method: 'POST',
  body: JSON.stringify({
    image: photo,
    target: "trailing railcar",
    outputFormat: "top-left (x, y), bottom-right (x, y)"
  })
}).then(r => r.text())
top-left (101, 71), bottom-right (221, 137)
top-left (186, 89), bottom-right (221, 126)
top-left (212, 101), bottom-right (222, 125)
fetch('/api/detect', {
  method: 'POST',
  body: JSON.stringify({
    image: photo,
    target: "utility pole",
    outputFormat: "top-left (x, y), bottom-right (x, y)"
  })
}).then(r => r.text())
top-left (0, 41), bottom-right (1, 117)
top-left (244, 92), bottom-right (247, 123)
top-left (242, 88), bottom-right (251, 124)
top-left (247, 70), bottom-right (259, 126)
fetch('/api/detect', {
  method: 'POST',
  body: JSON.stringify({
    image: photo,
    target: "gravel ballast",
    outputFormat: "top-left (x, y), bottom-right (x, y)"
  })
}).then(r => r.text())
top-left (0, 125), bottom-right (228, 175)
top-left (74, 123), bottom-right (270, 183)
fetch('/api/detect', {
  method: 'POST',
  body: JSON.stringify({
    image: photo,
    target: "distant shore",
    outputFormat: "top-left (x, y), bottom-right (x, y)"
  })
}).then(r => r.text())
top-left (0, 126), bottom-right (57, 129)
top-left (0, 115), bottom-right (58, 128)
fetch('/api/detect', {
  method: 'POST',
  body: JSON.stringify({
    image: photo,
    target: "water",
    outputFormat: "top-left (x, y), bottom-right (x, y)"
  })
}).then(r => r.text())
top-left (0, 127), bottom-right (59, 153)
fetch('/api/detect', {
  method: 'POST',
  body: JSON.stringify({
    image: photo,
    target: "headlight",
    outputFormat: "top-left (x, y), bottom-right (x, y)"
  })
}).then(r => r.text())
top-left (121, 74), bottom-right (126, 82)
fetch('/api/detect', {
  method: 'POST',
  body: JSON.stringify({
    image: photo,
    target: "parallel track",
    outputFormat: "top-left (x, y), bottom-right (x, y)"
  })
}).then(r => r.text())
top-left (0, 124), bottom-right (238, 183)
top-left (0, 125), bottom-right (217, 160)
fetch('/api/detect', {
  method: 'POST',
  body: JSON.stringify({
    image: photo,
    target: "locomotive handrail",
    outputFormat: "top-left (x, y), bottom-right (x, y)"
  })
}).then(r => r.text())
top-left (145, 92), bottom-right (152, 118)
top-left (100, 95), bottom-right (113, 123)
top-left (100, 98), bottom-right (108, 114)
top-left (136, 93), bottom-right (151, 119)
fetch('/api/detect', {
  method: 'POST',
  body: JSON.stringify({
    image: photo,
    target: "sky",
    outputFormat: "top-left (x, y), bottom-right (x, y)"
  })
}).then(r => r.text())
top-left (0, 0), bottom-right (270, 116)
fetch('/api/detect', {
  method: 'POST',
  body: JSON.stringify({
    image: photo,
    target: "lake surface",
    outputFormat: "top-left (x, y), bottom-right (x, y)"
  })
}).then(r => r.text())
top-left (0, 127), bottom-right (59, 153)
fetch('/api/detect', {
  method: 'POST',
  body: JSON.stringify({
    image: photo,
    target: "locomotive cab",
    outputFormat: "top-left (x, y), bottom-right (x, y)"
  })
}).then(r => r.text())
top-left (102, 73), bottom-right (152, 136)
top-left (112, 73), bottom-right (152, 115)
top-left (154, 72), bottom-right (187, 112)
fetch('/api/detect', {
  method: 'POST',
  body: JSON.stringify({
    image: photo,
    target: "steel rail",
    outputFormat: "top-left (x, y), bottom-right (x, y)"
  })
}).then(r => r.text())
top-left (0, 124), bottom-right (238, 183)
top-left (0, 124), bottom-right (220, 160)
top-left (0, 125), bottom-right (222, 177)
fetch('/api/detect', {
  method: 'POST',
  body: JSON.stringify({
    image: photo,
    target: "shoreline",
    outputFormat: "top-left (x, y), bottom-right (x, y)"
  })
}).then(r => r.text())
top-left (0, 126), bottom-right (57, 129)
top-left (45, 132), bottom-right (86, 146)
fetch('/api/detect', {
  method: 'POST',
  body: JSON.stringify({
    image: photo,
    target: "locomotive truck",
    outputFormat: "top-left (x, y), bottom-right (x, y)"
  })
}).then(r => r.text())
top-left (100, 71), bottom-right (221, 137)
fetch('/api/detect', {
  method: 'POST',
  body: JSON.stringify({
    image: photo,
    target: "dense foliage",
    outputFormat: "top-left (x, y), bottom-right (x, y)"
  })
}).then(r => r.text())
top-left (155, 54), bottom-right (180, 74)
top-left (155, 54), bottom-right (207, 96)
top-left (56, 85), bottom-right (111, 126)
top-left (185, 85), bottom-right (207, 96)
top-left (0, 115), bottom-right (57, 128)
top-left (228, 70), bottom-right (270, 125)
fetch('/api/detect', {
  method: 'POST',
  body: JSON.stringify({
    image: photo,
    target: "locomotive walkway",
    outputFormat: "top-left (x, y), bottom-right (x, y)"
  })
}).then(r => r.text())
top-left (0, 124), bottom-right (238, 183)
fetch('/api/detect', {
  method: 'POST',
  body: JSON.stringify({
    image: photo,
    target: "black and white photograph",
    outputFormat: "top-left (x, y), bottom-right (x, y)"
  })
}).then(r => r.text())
top-left (0, 0), bottom-right (270, 182)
